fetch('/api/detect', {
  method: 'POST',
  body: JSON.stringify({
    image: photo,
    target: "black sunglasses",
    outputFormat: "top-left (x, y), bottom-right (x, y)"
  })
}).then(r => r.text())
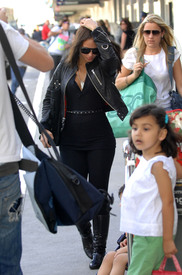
top-left (143, 30), bottom-right (161, 35)
top-left (81, 47), bottom-right (99, 55)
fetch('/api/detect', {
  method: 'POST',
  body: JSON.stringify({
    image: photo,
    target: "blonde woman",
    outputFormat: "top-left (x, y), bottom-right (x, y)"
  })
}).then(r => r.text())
top-left (115, 14), bottom-right (182, 110)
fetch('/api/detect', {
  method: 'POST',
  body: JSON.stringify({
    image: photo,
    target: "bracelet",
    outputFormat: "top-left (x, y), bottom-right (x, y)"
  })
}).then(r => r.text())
top-left (125, 76), bottom-right (129, 86)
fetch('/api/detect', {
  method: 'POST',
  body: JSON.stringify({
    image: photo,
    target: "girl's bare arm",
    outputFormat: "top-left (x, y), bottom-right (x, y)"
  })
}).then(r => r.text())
top-left (152, 161), bottom-right (177, 258)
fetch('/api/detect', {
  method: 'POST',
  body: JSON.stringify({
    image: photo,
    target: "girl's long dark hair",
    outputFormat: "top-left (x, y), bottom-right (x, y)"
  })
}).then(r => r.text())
top-left (129, 104), bottom-right (182, 157)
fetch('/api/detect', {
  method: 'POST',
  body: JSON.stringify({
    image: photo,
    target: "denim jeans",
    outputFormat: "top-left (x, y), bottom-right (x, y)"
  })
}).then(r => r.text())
top-left (10, 66), bottom-right (26, 94)
top-left (0, 173), bottom-right (23, 275)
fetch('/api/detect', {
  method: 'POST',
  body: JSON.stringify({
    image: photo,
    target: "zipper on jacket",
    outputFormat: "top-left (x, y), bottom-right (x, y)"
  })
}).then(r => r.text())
top-left (91, 69), bottom-right (102, 86)
top-left (88, 69), bottom-right (115, 110)
top-left (52, 79), bottom-right (65, 130)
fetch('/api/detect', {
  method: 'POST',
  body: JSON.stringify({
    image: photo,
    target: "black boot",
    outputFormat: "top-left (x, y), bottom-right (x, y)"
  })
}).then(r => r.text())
top-left (76, 221), bottom-right (93, 259)
top-left (89, 214), bottom-right (110, 270)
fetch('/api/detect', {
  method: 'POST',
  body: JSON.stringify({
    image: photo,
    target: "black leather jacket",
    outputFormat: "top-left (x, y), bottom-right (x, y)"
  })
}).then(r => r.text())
top-left (41, 27), bottom-right (128, 140)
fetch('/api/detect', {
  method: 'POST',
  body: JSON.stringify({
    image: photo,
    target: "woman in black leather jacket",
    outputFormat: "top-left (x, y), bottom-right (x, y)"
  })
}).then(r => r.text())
top-left (40, 18), bottom-right (128, 270)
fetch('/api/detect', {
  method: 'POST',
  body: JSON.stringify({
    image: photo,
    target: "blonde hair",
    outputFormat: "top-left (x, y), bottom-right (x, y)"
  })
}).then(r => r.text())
top-left (133, 14), bottom-right (176, 63)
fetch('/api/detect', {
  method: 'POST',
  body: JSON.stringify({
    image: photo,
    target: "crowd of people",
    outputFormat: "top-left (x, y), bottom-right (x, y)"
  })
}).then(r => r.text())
top-left (30, 16), bottom-right (136, 82)
top-left (1, 5), bottom-right (182, 275)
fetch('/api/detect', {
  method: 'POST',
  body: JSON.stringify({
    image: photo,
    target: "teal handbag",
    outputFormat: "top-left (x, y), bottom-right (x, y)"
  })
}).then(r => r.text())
top-left (106, 70), bottom-right (157, 137)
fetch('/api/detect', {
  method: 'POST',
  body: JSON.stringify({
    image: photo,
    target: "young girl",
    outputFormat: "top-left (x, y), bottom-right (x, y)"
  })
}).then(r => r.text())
top-left (120, 104), bottom-right (182, 274)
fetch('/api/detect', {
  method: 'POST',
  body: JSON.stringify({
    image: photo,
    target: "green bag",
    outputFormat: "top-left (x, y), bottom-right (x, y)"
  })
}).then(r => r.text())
top-left (106, 70), bottom-right (157, 137)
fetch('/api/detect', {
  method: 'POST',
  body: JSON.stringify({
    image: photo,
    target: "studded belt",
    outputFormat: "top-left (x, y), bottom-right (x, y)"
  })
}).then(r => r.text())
top-left (66, 109), bottom-right (103, 115)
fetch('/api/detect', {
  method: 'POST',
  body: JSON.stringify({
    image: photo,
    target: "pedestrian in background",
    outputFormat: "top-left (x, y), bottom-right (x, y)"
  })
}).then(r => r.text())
top-left (120, 104), bottom-right (182, 275)
top-left (32, 25), bottom-right (42, 42)
top-left (0, 7), bottom-right (53, 274)
top-left (140, 11), bottom-right (148, 22)
top-left (48, 19), bottom-right (74, 79)
top-left (40, 17), bottom-right (127, 270)
top-left (120, 17), bottom-right (135, 57)
top-left (116, 14), bottom-right (182, 110)
top-left (97, 19), bottom-right (115, 41)
top-left (41, 19), bottom-right (50, 41)
top-left (104, 19), bottom-right (111, 35)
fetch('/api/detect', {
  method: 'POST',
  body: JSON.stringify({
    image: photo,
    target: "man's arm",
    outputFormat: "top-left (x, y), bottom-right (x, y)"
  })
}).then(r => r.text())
top-left (20, 37), bottom-right (54, 72)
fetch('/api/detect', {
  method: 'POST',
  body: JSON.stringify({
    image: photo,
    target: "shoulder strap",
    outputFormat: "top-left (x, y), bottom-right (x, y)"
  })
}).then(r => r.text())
top-left (167, 46), bottom-right (175, 87)
top-left (8, 87), bottom-right (35, 147)
top-left (0, 23), bottom-right (61, 161)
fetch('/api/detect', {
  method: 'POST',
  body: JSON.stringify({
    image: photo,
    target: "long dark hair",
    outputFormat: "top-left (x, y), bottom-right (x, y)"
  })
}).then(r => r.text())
top-left (65, 26), bottom-right (92, 67)
top-left (129, 104), bottom-right (182, 157)
top-left (120, 17), bottom-right (133, 31)
top-left (65, 26), bottom-right (121, 71)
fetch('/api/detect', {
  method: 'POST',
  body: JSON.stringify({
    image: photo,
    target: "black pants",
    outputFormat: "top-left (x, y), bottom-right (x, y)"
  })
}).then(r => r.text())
top-left (60, 149), bottom-right (115, 194)
top-left (61, 148), bottom-right (115, 257)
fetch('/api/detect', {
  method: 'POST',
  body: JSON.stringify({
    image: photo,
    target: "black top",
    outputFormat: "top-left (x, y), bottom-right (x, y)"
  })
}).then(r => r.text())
top-left (123, 30), bottom-right (135, 50)
top-left (60, 74), bottom-right (115, 150)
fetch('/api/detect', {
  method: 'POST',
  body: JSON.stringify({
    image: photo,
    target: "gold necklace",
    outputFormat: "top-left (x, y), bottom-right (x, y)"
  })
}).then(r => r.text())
top-left (77, 70), bottom-right (84, 90)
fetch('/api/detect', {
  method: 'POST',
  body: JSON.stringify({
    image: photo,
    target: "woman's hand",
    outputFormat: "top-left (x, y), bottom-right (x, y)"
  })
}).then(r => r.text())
top-left (115, 63), bottom-right (141, 90)
top-left (40, 129), bottom-right (54, 148)
top-left (133, 62), bottom-right (144, 78)
top-left (80, 18), bottom-right (98, 31)
top-left (115, 61), bottom-right (147, 90)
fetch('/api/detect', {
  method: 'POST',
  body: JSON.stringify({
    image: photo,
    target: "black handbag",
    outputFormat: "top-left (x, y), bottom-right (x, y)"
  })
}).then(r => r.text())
top-left (169, 90), bottom-right (182, 110)
top-left (168, 46), bottom-right (182, 109)
top-left (0, 23), bottom-right (108, 234)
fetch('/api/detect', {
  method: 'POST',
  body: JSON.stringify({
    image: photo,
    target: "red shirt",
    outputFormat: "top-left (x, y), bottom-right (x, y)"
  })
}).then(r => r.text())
top-left (42, 24), bottom-right (50, 40)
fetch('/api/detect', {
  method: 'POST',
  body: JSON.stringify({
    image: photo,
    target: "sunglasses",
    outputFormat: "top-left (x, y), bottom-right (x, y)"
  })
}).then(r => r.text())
top-left (81, 47), bottom-right (99, 55)
top-left (143, 30), bottom-right (161, 35)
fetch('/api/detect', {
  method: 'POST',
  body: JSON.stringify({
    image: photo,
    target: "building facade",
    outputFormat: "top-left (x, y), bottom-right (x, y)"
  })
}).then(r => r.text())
top-left (53, 0), bottom-right (182, 50)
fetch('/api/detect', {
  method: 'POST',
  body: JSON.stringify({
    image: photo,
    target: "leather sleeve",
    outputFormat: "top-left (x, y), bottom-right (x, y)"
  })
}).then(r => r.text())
top-left (40, 63), bottom-right (63, 131)
top-left (92, 27), bottom-right (120, 77)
